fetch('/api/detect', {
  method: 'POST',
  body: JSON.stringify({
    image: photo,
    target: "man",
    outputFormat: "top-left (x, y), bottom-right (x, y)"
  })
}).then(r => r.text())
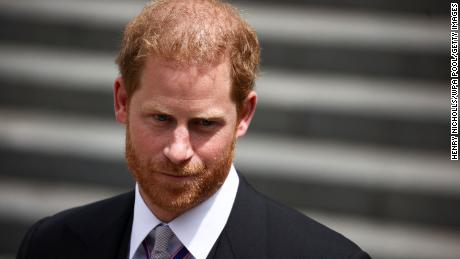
top-left (17, 0), bottom-right (371, 258)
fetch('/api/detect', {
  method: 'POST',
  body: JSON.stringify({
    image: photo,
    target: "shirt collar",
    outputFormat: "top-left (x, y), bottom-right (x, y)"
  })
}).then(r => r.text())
top-left (129, 184), bottom-right (161, 259)
top-left (129, 164), bottom-right (239, 259)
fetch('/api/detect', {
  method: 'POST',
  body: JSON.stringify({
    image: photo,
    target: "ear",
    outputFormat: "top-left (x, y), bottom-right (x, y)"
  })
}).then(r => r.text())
top-left (236, 91), bottom-right (257, 138)
top-left (114, 76), bottom-right (128, 124)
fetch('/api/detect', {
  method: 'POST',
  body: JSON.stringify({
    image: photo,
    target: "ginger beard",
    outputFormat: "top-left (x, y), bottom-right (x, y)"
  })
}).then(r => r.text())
top-left (125, 125), bottom-right (236, 215)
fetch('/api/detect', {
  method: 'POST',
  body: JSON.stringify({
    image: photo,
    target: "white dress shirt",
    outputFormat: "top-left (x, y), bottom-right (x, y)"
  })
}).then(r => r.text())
top-left (129, 164), bottom-right (239, 259)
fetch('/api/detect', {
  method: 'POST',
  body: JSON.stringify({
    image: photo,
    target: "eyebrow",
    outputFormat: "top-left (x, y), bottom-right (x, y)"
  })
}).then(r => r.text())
top-left (141, 102), bottom-right (170, 114)
top-left (141, 102), bottom-right (227, 119)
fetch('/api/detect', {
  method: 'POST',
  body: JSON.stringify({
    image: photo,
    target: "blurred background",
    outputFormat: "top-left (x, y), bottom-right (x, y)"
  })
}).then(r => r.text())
top-left (0, 0), bottom-right (457, 258)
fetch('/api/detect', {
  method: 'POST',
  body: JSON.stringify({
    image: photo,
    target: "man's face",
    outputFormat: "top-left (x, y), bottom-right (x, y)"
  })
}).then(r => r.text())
top-left (118, 56), bottom-right (247, 218)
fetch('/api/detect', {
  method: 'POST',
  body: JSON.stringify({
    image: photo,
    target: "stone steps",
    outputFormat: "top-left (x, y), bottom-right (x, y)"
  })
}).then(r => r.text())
top-left (0, 0), bottom-right (448, 80)
top-left (233, 0), bottom-right (447, 15)
top-left (1, 109), bottom-right (457, 231)
top-left (0, 0), bottom-right (454, 258)
top-left (0, 177), bottom-right (459, 259)
top-left (0, 44), bottom-right (448, 150)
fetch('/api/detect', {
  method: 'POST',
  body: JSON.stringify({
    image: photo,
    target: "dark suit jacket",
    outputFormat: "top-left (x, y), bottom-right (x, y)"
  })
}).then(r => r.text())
top-left (17, 175), bottom-right (371, 259)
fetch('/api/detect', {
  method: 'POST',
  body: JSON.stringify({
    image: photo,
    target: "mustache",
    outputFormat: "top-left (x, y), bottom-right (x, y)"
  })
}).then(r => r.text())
top-left (147, 160), bottom-right (206, 176)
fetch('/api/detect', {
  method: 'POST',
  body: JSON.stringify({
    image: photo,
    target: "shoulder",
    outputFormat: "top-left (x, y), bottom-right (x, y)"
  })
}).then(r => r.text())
top-left (27, 190), bottom-right (133, 235)
top-left (231, 176), bottom-right (370, 258)
top-left (264, 197), bottom-right (367, 257)
top-left (17, 191), bottom-right (134, 259)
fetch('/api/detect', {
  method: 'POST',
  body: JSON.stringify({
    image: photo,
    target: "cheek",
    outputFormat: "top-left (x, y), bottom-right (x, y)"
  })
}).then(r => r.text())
top-left (128, 119), bottom-right (165, 155)
top-left (195, 131), bottom-right (235, 162)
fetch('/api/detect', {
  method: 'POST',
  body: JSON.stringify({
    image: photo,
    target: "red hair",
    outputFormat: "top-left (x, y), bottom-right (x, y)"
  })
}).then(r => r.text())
top-left (116, 0), bottom-right (260, 112)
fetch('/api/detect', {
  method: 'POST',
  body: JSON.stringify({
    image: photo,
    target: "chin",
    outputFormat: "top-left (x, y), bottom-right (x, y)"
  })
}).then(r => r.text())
top-left (135, 165), bottom-right (228, 215)
top-left (125, 127), bottom-right (235, 215)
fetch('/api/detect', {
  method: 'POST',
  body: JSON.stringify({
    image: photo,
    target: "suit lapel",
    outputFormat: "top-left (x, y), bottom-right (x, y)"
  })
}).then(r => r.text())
top-left (210, 175), bottom-right (268, 259)
top-left (207, 228), bottom-right (234, 259)
top-left (63, 191), bottom-right (135, 259)
top-left (59, 177), bottom-right (265, 259)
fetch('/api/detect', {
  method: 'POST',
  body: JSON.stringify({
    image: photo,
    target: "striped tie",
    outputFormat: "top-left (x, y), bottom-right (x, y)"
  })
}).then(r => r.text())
top-left (143, 224), bottom-right (193, 259)
top-left (171, 246), bottom-right (190, 259)
top-left (151, 224), bottom-right (173, 259)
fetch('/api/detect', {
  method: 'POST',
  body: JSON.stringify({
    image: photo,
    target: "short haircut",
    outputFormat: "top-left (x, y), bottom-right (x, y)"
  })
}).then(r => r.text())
top-left (116, 0), bottom-right (260, 112)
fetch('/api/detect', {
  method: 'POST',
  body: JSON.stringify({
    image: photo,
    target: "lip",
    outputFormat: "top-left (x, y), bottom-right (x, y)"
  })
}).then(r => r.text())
top-left (159, 172), bottom-right (195, 180)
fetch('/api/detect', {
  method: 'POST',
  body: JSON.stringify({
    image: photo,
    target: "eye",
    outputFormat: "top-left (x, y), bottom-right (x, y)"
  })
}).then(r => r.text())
top-left (199, 119), bottom-right (214, 127)
top-left (153, 114), bottom-right (169, 122)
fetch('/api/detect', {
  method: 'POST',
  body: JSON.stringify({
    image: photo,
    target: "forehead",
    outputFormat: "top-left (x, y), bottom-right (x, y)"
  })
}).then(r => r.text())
top-left (133, 56), bottom-right (235, 115)
top-left (139, 56), bottom-right (232, 97)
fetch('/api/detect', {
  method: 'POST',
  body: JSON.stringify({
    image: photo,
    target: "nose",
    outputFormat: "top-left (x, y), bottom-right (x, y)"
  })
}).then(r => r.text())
top-left (163, 126), bottom-right (194, 164)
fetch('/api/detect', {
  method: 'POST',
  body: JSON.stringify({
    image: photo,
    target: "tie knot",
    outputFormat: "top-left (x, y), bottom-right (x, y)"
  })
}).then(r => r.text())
top-left (151, 224), bottom-right (174, 259)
